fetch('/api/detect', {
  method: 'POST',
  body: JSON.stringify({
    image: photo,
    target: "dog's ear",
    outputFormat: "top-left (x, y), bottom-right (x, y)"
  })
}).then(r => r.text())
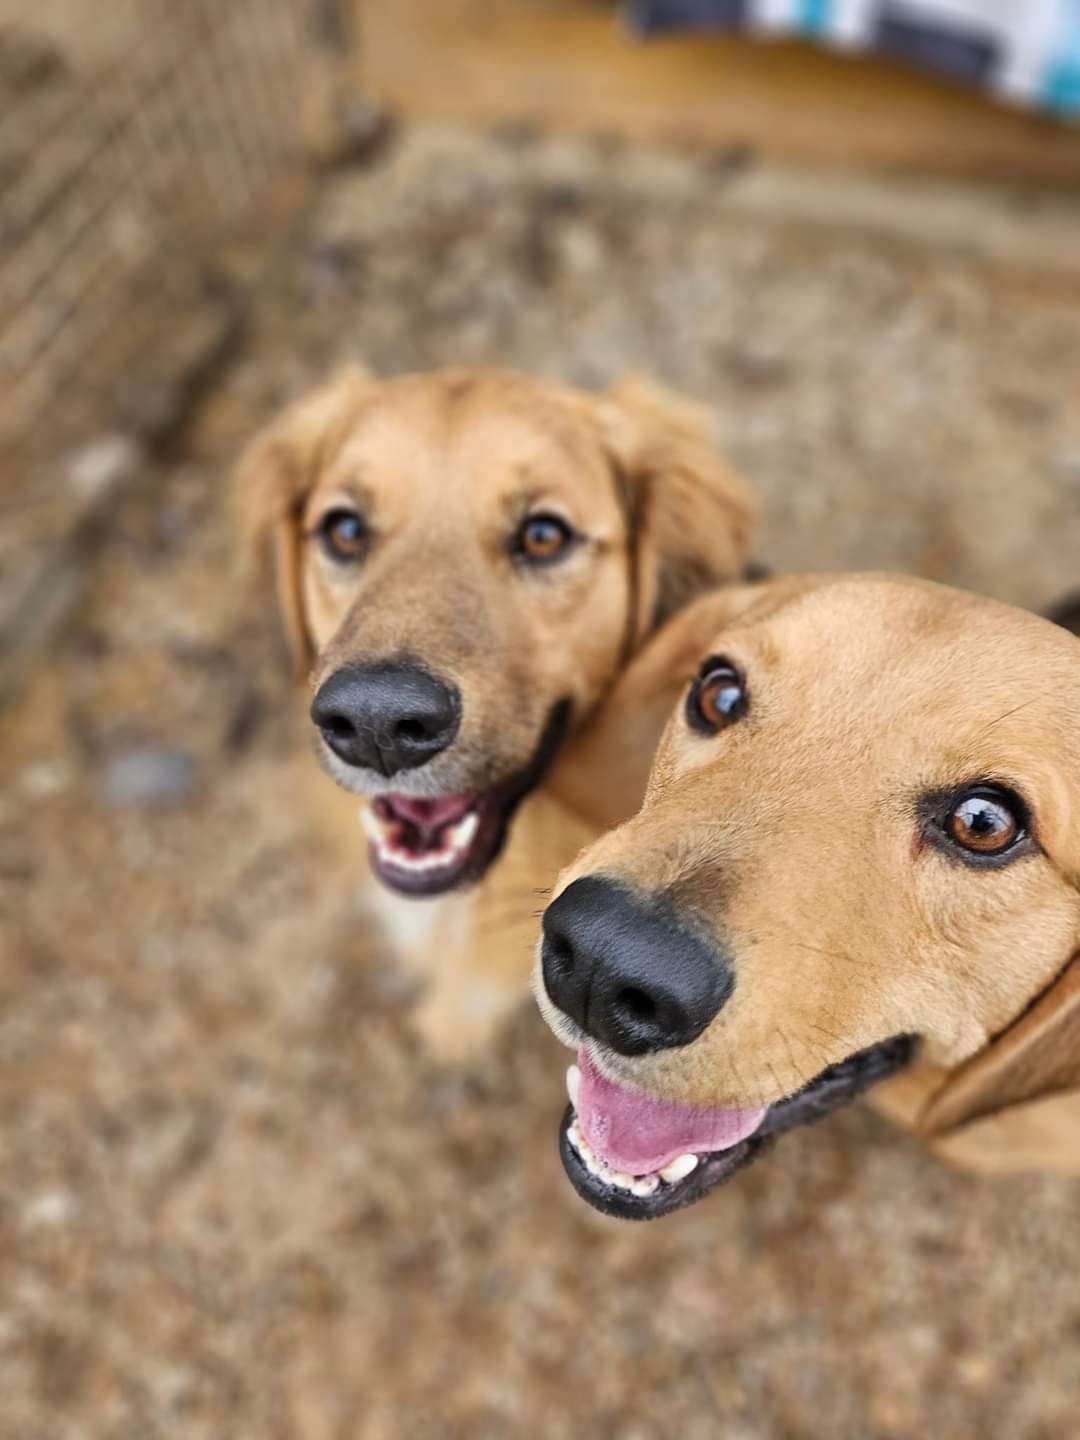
top-left (918, 955), bottom-right (1080, 1138)
top-left (234, 367), bottom-right (371, 678)
top-left (599, 377), bottom-right (757, 641)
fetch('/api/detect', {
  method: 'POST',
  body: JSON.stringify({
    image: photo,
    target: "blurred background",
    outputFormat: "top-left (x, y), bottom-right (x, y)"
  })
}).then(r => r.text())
top-left (3, 2), bottom-right (1080, 1435)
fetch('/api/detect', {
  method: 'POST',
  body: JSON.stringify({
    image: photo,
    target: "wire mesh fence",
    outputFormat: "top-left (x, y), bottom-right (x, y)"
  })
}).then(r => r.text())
top-left (0, 0), bottom-right (356, 694)
top-left (0, 0), bottom-right (346, 467)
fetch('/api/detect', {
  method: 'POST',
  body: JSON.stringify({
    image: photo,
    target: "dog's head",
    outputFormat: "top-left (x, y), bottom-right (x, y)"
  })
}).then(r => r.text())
top-left (236, 367), bottom-right (753, 896)
top-left (535, 574), bottom-right (1080, 1217)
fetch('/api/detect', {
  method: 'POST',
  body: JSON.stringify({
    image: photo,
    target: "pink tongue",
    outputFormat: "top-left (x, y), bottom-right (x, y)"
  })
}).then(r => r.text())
top-left (576, 1050), bottom-right (766, 1175)
top-left (381, 794), bottom-right (474, 828)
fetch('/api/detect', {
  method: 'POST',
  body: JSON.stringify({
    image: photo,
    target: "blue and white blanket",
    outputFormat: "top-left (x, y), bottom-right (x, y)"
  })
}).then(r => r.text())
top-left (625, 1), bottom-right (1080, 116)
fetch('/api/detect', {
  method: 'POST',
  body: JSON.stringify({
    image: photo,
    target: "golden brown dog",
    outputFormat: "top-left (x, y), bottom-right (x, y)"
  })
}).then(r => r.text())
top-left (535, 573), bottom-right (1080, 1218)
top-left (236, 366), bottom-right (754, 1055)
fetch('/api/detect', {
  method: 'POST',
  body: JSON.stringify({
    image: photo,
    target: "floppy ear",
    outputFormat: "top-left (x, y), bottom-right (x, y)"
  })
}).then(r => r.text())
top-left (600, 377), bottom-right (757, 641)
top-left (917, 954), bottom-right (1080, 1138)
top-left (233, 367), bottom-right (371, 678)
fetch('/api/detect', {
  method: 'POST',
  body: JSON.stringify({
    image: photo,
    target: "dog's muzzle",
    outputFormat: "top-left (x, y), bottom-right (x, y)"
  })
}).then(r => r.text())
top-left (315, 685), bottom-right (574, 898)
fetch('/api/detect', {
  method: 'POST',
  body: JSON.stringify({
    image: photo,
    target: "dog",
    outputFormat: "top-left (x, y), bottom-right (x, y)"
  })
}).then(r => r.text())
top-left (236, 366), bottom-right (755, 1055)
top-left (534, 572), bottom-right (1080, 1218)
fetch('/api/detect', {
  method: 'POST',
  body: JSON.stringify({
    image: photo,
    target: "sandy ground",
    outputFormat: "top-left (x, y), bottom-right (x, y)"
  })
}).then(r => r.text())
top-left (4, 125), bottom-right (1080, 1439)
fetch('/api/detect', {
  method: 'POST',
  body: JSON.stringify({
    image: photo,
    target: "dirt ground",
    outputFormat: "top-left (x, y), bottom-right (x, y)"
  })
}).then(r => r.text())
top-left (4, 125), bottom-right (1080, 1439)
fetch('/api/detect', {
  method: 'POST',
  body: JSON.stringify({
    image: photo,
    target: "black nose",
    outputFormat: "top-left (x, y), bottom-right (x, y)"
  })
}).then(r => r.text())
top-left (541, 876), bottom-right (732, 1056)
top-left (310, 663), bottom-right (461, 776)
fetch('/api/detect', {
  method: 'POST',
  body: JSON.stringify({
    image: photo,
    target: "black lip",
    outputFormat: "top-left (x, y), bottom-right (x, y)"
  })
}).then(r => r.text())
top-left (367, 698), bottom-right (573, 898)
top-left (558, 1034), bottom-right (917, 1221)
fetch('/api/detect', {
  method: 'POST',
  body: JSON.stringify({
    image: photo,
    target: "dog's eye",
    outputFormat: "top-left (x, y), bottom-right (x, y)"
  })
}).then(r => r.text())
top-left (318, 509), bottom-right (368, 563)
top-left (945, 787), bottom-right (1025, 858)
top-left (514, 513), bottom-right (574, 565)
top-left (687, 657), bottom-right (747, 735)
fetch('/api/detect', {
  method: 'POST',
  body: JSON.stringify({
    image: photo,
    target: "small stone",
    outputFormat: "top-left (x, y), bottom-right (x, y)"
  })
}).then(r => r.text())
top-left (66, 434), bottom-right (144, 503)
top-left (99, 745), bottom-right (200, 810)
top-left (23, 1187), bottom-right (79, 1229)
top-left (18, 759), bottom-right (73, 798)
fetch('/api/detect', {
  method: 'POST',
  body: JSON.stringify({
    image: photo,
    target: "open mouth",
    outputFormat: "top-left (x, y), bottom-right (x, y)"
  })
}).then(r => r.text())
top-left (359, 699), bottom-right (573, 898)
top-left (362, 791), bottom-right (504, 896)
top-left (559, 1036), bottom-right (916, 1220)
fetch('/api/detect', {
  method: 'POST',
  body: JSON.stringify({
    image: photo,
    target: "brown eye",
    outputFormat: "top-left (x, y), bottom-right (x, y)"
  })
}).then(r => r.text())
top-left (318, 508), bottom-right (368, 563)
top-left (515, 513), bottom-right (574, 565)
top-left (946, 789), bottom-right (1023, 856)
top-left (687, 658), bottom-right (747, 735)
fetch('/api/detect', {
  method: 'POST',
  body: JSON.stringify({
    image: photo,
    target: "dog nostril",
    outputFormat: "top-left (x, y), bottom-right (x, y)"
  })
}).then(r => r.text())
top-left (617, 987), bottom-right (657, 1025)
top-left (395, 718), bottom-right (428, 744)
top-left (323, 716), bottom-right (353, 740)
top-left (547, 933), bottom-right (575, 975)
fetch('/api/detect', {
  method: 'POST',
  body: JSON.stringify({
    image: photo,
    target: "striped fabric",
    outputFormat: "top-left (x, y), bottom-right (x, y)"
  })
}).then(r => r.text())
top-left (625, 0), bottom-right (1080, 116)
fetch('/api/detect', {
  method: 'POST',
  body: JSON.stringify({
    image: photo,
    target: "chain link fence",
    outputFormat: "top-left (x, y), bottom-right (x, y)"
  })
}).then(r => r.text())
top-left (0, 0), bottom-right (349, 464)
top-left (0, 0), bottom-right (357, 693)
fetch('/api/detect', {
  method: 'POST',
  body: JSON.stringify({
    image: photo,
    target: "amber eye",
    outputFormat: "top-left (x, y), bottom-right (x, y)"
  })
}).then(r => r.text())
top-left (318, 508), bottom-right (368, 563)
top-left (945, 788), bottom-right (1024, 857)
top-left (687, 657), bottom-right (747, 735)
top-left (514, 513), bottom-right (575, 565)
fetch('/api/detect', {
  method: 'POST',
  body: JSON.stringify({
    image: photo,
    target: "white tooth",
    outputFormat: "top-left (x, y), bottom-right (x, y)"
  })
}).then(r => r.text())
top-left (388, 848), bottom-right (449, 873)
top-left (447, 810), bottom-right (479, 852)
top-left (360, 807), bottom-right (387, 843)
top-left (566, 1065), bottom-right (581, 1108)
top-left (391, 851), bottom-right (426, 870)
top-left (659, 1153), bottom-right (699, 1184)
top-left (573, 1131), bottom-right (634, 1192)
top-left (583, 1148), bottom-right (608, 1182)
top-left (630, 1174), bottom-right (660, 1198)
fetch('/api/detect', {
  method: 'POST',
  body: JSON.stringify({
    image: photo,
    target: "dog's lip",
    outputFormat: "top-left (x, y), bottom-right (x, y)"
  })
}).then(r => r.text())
top-left (558, 1035), bottom-right (917, 1221)
top-left (559, 1104), bottom-right (767, 1221)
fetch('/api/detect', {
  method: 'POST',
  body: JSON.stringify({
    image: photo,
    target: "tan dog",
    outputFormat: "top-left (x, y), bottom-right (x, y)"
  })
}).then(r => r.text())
top-left (236, 366), bottom-right (754, 1055)
top-left (534, 573), bottom-right (1080, 1218)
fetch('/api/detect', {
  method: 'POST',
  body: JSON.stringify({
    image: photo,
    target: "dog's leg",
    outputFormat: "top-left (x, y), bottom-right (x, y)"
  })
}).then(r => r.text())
top-left (410, 919), bottom-right (536, 1062)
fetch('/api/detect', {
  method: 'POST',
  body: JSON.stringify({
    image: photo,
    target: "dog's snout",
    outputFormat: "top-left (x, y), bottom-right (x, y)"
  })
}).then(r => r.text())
top-left (310, 663), bottom-right (461, 776)
top-left (541, 876), bottom-right (732, 1056)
